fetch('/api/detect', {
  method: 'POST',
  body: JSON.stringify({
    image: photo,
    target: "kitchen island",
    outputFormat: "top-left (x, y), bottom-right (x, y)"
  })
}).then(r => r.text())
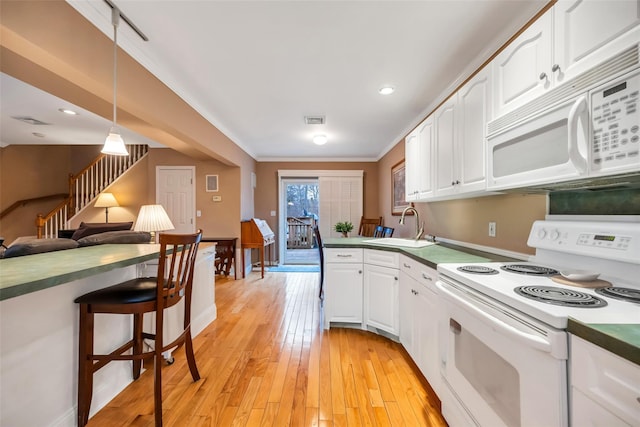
top-left (0, 243), bottom-right (217, 427)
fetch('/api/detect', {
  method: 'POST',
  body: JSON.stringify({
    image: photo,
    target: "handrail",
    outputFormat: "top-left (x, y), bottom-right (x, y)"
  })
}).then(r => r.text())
top-left (0, 193), bottom-right (67, 220)
top-left (35, 198), bottom-right (71, 239)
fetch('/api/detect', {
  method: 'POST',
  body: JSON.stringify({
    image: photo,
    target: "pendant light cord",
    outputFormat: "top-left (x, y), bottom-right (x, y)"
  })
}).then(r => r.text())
top-left (112, 7), bottom-right (120, 128)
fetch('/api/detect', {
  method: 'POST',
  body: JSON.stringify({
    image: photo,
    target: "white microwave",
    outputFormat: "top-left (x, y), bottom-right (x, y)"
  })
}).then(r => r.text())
top-left (487, 55), bottom-right (640, 192)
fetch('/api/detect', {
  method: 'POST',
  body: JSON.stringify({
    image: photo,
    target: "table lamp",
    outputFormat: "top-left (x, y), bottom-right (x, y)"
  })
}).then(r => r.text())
top-left (94, 193), bottom-right (119, 223)
top-left (133, 204), bottom-right (175, 243)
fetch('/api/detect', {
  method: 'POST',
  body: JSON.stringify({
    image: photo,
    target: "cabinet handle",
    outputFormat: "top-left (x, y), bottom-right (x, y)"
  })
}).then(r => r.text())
top-left (403, 263), bottom-right (411, 268)
top-left (450, 318), bottom-right (462, 335)
top-left (422, 273), bottom-right (433, 281)
top-left (551, 64), bottom-right (561, 73)
top-left (394, 276), bottom-right (398, 281)
top-left (539, 72), bottom-right (547, 81)
top-left (337, 254), bottom-right (352, 258)
top-left (455, 180), bottom-right (460, 185)
top-left (358, 270), bottom-right (362, 274)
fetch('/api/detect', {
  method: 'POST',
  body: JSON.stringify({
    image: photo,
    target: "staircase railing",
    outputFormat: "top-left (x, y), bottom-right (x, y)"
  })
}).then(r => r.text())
top-left (35, 144), bottom-right (148, 238)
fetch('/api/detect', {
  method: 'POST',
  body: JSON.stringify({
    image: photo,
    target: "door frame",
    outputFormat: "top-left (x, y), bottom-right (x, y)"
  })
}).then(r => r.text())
top-left (277, 170), bottom-right (363, 265)
top-left (156, 166), bottom-right (196, 233)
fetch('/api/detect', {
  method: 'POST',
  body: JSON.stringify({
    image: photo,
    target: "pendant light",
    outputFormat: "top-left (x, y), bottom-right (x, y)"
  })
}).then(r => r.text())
top-left (101, 6), bottom-right (129, 156)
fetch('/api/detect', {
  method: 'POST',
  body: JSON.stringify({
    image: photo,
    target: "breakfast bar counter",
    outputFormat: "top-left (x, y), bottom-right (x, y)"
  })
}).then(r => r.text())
top-left (0, 243), bottom-right (162, 301)
top-left (0, 243), bottom-right (217, 426)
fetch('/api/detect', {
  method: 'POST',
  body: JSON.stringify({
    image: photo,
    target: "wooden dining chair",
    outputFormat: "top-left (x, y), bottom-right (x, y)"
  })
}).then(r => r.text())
top-left (358, 216), bottom-right (383, 237)
top-left (313, 225), bottom-right (325, 299)
top-left (75, 230), bottom-right (203, 427)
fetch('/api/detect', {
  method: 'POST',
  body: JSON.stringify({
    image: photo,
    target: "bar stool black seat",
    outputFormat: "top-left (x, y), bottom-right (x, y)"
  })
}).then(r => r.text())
top-left (75, 230), bottom-right (203, 427)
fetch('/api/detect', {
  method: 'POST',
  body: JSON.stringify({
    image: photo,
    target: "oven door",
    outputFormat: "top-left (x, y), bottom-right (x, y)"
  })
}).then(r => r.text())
top-left (436, 277), bottom-right (568, 427)
top-left (487, 94), bottom-right (589, 191)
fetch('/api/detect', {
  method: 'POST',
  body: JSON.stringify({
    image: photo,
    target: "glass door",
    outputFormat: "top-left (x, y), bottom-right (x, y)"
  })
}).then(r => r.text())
top-left (281, 178), bottom-right (320, 265)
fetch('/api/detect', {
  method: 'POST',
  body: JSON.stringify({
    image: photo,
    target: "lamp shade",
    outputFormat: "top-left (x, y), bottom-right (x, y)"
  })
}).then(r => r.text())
top-left (134, 204), bottom-right (175, 233)
top-left (101, 128), bottom-right (129, 156)
top-left (94, 192), bottom-right (119, 208)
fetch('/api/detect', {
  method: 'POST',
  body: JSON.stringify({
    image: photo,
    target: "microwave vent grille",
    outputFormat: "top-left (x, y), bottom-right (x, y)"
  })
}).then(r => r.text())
top-left (488, 44), bottom-right (639, 136)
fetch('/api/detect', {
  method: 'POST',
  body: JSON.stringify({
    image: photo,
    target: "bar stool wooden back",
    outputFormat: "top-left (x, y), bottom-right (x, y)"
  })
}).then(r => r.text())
top-left (75, 230), bottom-right (203, 426)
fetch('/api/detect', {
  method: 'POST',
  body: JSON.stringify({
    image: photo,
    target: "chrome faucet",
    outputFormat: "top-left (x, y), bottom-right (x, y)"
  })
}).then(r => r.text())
top-left (399, 206), bottom-right (424, 241)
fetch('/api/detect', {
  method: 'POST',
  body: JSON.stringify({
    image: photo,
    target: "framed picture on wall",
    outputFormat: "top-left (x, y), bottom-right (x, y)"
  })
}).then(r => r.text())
top-left (391, 160), bottom-right (412, 215)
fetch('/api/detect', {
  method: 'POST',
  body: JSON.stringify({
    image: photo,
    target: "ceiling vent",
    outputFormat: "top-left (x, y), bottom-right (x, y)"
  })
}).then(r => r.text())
top-left (11, 116), bottom-right (51, 126)
top-left (304, 115), bottom-right (325, 125)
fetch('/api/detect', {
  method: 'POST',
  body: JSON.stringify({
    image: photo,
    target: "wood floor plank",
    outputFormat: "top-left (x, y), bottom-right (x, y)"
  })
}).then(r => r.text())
top-left (85, 273), bottom-right (446, 427)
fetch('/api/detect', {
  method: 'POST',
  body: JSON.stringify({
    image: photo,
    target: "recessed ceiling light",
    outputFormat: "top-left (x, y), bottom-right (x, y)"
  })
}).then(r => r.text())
top-left (313, 134), bottom-right (327, 145)
top-left (58, 108), bottom-right (78, 115)
top-left (378, 85), bottom-right (395, 95)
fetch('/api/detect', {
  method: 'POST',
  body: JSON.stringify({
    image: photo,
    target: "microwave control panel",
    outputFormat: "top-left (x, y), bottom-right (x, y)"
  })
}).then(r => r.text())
top-left (591, 70), bottom-right (639, 171)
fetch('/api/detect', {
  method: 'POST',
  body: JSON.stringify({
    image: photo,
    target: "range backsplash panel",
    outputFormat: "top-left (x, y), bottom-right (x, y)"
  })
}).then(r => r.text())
top-left (549, 188), bottom-right (640, 215)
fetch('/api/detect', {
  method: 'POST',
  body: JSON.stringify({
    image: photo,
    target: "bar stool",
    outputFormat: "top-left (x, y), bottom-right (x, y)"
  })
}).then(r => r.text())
top-left (75, 230), bottom-right (203, 426)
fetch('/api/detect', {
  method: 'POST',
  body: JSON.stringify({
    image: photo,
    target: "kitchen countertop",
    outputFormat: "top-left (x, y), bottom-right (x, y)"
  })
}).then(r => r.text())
top-left (568, 319), bottom-right (640, 365)
top-left (0, 244), bottom-right (162, 301)
top-left (324, 237), bottom-right (519, 268)
top-left (325, 237), bottom-right (639, 366)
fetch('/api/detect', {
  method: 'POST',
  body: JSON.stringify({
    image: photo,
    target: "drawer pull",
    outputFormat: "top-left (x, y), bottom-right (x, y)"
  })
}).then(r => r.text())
top-left (337, 254), bottom-right (353, 258)
top-left (403, 263), bottom-right (411, 268)
top-left (394, 276), bottom-right (398, 281)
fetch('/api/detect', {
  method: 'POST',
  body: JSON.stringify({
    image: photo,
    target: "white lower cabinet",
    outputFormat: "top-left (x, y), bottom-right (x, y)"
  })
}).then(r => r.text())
top-left (570, 335), bottom-right (640, 427)
top-left (399, 255), bottom-right (441, 395)
top-left (324, 248), bottom-right (364, 328)
top-left (364, 249), bottom-right (400, 335)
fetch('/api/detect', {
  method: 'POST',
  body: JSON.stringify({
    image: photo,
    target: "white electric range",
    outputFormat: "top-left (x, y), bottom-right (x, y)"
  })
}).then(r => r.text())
top-left (435, 220), bottom-right (640, 427)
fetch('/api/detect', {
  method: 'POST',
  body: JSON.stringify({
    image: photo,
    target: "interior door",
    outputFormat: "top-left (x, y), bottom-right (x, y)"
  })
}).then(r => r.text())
top-left (157, 166), bottom-right (195, 234)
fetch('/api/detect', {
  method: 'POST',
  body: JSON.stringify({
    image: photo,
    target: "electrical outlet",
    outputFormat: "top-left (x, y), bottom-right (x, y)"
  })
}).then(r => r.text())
top-left (488, 221), bottom-right (496, 237)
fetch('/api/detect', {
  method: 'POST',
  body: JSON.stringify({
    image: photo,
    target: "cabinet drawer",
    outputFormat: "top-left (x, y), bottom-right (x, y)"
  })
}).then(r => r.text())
top-left (364, 249), bottom-right (399, 269)
top-left (400, 255), bottom-right (437, 290)
top-left (571, 335), bottom-right (640, 426)
top-left (325, 248), bottom-right (363, 263)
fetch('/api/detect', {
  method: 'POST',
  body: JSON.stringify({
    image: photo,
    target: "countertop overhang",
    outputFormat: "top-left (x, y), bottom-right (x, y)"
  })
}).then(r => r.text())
top-left (0, 244), bottom-right (162, 301)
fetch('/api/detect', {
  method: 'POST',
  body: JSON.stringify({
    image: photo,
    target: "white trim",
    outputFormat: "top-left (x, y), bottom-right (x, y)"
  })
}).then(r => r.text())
top-left (261, 157), bottom-right (377, 162)
top-left (156, 166), bottom-right (196, 233)
top-left (434, 236), bottom-right (530, 261)
top-left (278, 170), bottom-right (363, 178)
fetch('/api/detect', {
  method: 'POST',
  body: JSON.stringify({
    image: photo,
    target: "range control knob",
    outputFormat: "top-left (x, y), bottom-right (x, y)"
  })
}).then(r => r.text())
top-left (537, 228), bottom-right (547, 240)
top-left (549, 230), bottom-right (560, 241)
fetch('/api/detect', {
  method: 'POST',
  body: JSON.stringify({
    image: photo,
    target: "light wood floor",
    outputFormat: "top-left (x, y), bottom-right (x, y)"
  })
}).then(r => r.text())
top-left (87, 272), bottom-right (447, 426)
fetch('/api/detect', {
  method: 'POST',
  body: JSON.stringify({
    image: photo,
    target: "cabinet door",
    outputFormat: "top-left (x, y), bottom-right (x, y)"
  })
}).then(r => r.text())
top-left (415, 117), bottom-right (435, 199)
top-left (398, 272), bottom-right (415, 355)
top-left (325, 263), bottom-right (363, 324)
top-left (405, 131), bottom-right (420, 201)
top-left (415, 286), bottom-right (441, 396)
top-left (554, 0), bottom-right (640, 84)
top-left (492, 13), bottom-right (553, 118)
top-left (457, 67), bottom-right (491, 194)
top-left (434, 95), bottom-right (458, 196)
top-left (364, 264), bottom-right (399, 335)
top-left (572, 388), bottom-right (631, 427)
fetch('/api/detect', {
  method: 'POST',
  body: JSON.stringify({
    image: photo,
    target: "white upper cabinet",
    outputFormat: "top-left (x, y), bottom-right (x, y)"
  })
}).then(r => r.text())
top-left (456, 67), bottom-right (492, 195)
top-left (554, 0), bottom-right (640, 84)
top-left (492, 13), bottom-right (553, 118)
top-left (405, 116), bottom-right (435, 201)
top-left (434, 95), bottom-right (458, 196)
top-left (404, 131), bottom-right (419, 202)
top-left (493, 0), bottom-right (640, 118)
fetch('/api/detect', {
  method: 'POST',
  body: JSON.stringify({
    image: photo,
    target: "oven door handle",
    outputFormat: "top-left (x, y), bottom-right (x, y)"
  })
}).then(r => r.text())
top-left (437, 281), bottom-right (552, 354)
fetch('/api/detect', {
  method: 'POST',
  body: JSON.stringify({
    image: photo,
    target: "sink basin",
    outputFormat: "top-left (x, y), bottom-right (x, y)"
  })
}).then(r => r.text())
top-left (362, 238), bottom-right (436, 248)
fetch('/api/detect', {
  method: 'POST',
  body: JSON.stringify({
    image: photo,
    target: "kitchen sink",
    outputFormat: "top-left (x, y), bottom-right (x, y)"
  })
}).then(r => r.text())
top-left (362, 238), bottom-right (436, 248)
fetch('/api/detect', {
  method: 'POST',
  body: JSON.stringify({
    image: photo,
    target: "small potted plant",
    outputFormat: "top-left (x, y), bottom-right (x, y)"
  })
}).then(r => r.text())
top-left (334, 221), bottom-right (354, 237)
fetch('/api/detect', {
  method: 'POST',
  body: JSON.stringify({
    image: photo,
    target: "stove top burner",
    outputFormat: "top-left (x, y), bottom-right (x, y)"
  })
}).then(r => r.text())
top-left (595, 287), bottom-right (640, 304)
top-left (501, 264), bottom-right (558, 276)
top-left (457, 265), bottom-right (499, 275)
top-left (514, 286), bottom-right (608, 308)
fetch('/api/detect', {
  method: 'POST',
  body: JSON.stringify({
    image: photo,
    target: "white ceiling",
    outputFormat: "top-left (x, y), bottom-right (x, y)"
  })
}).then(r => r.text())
top-left (1, 0), bottom-right (546, 161)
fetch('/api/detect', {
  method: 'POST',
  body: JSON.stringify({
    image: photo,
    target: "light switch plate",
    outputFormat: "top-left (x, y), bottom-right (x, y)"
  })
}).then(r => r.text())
top-left (212, 196), bottom-right (222, 202)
